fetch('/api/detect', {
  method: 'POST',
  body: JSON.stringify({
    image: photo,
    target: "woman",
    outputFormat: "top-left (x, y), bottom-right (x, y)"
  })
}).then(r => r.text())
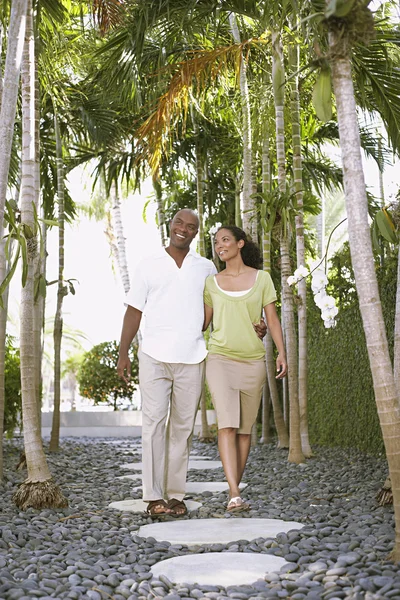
top-left (203, 225), bottom-right (287, 512)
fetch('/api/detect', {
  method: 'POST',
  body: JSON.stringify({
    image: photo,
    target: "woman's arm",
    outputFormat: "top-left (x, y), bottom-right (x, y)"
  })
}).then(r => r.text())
top-left (264, 302), bottom-right (287, 379)
top-left (203, 304), bottom-right (213, 331)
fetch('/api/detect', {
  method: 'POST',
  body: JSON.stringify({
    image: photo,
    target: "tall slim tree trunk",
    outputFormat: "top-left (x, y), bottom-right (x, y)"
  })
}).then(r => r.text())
top-left (289, 41), bottom-right (312, 457)
top-left (273, 31), bottom-right (304, 464)
top-left (0, 19), bottom-right (5, 480)
top-left (394, 244), bottom-right (400, 394)
top-left (0, 0), bottom-right (28, 225)
top-left (229, 13), bottom-right (256, 240)
top-left (230, 13), bottom-right (258, 446)
top-left (261, 110), bottom-right (289, 447)
top-left (329, 24), bottom-right (400, 559)
top-left (33, 41), bottom-right (44, 433)
top-left (110, 180), bottom-right (130, 294)
top-left (191, 106), bottom-right (211, 439)
top-left (14, 1), bottom-right (67, 508)
top-left (50, 112), bottom-right (65, 453)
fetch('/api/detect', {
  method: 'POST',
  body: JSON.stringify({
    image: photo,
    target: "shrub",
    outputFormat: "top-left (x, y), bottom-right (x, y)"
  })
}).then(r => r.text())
top-left (77, 340), bottom-right (139, 410)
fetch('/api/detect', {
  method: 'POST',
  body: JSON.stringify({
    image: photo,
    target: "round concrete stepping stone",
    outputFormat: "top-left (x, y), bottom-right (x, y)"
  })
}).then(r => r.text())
top-left (116, 479), bottom-right (247, 493)
top-left (120, 460), bottom-right (222, 471)
top-left (109, 499), bottom-right (202, 513)
top-left (138, 518), bottom-right (303, 545)
top-left (151, 553), bottom-right (287, 586)
top-left (185, 481), bottom-right (247, 493)
top-left (189, 455), bottom-right (211, 460)
top-left (188, 460), bottom-right (222, 469)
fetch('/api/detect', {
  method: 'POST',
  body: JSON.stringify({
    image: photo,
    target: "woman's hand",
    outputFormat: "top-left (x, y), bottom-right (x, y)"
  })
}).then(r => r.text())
top-left (276, 354), bottom-right (287, 379)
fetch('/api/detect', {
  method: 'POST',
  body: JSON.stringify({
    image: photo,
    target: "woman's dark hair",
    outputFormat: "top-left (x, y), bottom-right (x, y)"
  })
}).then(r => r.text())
top-left (217, 225), bottom-right (262, 269)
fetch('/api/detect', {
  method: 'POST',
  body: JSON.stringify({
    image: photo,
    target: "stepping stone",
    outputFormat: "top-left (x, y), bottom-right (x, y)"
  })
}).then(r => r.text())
top-left (116, 480), bottom-right (247, 493)
top-left (185, 481), bottom-right (247, 493)
top-left (120, 460), bottom-right (222, 471)
top-left (117, 474), bottom-right (141, 481)
top-left (138, 518), bottom-right (303, 545)
top-left (108, 499), bottom-right (202, 513)
top-left (151, 553), bottom-right (288, 586)
top-left (189, 455), bottom-right (211, 460)
top-left (188, 460), bottom-right (222, 470)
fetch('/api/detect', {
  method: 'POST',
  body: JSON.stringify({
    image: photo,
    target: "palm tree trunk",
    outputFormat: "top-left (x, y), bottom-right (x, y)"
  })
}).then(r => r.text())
top-left (13, 0), bottom-right (67, 509)
top-left (0, 0), bottom-right (27, 225)
top-left (329, 26), bottom-right (400, 559)
top-left (273, 31), bottom-right (304, 464)
top-left (0, 236), bottom-right (9, 480)
top-left (229, 13), bottom-right (256, 241)
top-left (110, 180), bottom-right (130, 294)
top-left (261, 111), bottom-right (289, 448)
top-left (394, 243), bottom-right (400, 394)
top-left (191, 107), bottom-right (210, 440)
top-left (289, 41), bottom-right (312, 457)
top-left (33, 45), bottom-right (43, 434)
top-left (0, 18), bottom-right (5, 481)
top-left (50, 112), bottom-right (65, 453)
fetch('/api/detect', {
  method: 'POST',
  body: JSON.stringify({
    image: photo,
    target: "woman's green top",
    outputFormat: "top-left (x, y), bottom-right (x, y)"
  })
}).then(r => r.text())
top-left (204, 270), bottom-right (277, 361)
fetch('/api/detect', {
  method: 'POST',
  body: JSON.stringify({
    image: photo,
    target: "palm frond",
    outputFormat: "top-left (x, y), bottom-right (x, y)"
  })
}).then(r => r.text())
top-left (134, 37), bottom-right (267, 174)
top-left (353, 25), bottom-right (400, 156)
top-left (90, 0), bottom-right (125, 34)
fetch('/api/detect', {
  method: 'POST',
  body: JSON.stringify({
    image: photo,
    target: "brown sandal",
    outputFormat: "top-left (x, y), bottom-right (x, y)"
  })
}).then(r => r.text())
top-left (145, 499), bottom-right (171, 518)
top-left (167, 498), bottom-right (188, 517)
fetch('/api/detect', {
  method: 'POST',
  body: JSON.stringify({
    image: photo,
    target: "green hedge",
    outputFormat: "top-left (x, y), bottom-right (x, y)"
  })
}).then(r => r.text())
top-left (307, 254), bottom-right (397, 455)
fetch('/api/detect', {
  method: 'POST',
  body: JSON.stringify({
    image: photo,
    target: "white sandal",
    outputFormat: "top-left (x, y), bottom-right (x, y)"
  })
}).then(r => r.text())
top-left (227, 496), bottom-right (250, 513)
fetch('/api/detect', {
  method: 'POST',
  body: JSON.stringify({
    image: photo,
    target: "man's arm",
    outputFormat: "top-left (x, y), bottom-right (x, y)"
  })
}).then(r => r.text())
top-left (117, 306), bottom-right (142, 383)
top-left (203, 303), bottom-right (213, 331)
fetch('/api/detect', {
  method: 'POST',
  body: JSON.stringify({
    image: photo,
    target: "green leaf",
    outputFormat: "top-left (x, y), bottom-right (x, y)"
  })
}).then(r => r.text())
top-left (42, 219), bottom-right (60, 227)
top-left (372, 220), bottom-right (381, 253)
top-left (0, 246), bottom-right (21, 299)
top-left (312, 68), bottom-right (333, 122)
top-left (20, 236), bottom-right (28, 288)
top-left (39, 276), bottom-right (47, 299)
top-left (375, 208), bottom-right (397, 244)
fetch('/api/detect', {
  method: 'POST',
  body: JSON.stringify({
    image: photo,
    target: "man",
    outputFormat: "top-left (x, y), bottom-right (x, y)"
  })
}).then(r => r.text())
top-left (117, 209), bottom-right (217, 517)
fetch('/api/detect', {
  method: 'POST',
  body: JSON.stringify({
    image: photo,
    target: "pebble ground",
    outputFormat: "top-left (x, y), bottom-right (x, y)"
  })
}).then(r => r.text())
top-left (0, 437), bottom-right (399, 600)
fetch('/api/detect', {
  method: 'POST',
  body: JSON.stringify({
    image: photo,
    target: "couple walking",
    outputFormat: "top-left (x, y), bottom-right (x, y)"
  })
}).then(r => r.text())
top-left (117, 209), bottom-right (287, 517)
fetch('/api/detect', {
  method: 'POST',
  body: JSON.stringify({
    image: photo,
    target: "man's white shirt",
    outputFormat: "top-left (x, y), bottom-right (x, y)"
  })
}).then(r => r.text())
top-left (125, 247), bottom-right (217, 364)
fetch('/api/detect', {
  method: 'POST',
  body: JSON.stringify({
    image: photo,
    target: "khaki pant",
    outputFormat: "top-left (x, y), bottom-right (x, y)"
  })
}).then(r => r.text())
top-left (139, 349), bottom-right (204, 502)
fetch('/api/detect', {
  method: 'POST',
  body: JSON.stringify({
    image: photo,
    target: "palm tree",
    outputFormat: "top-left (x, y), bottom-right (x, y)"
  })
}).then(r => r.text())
top-left (325, 1), bottom-right (400, 559)
top-left (289, 35), bottom-right (312, 457)
top-left (272, 29), bottom-right (305, 464)
top-left (0, 0), bottom-right (27, 227)
top-left (260, 104), bottom-right (289, 448)
top-left (13, 0), bottom-right (67, 509)
top-left (49, 111), bottom-right (66, 453)
top-left (228, 13), bottom-right (256, 241)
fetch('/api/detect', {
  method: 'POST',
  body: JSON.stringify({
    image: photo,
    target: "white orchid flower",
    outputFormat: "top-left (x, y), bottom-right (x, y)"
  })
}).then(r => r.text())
top-left (294, 265), bottom-right (309, 280)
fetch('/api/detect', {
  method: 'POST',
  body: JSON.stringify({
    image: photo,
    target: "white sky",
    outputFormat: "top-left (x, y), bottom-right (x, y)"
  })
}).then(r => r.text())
top-left (8, 169), bottom-right (161, 354)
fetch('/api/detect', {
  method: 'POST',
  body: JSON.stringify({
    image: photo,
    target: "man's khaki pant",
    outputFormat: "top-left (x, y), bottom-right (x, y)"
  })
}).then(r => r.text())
top-left (138, 349), bottom-right (204, 502)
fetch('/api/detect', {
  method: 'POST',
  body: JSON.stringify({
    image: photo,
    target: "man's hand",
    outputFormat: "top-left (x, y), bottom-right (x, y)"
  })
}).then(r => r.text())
top-left (253, 317), bottom-right (267, 340)
top-left (117, 355), bottom-right (131, 384)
